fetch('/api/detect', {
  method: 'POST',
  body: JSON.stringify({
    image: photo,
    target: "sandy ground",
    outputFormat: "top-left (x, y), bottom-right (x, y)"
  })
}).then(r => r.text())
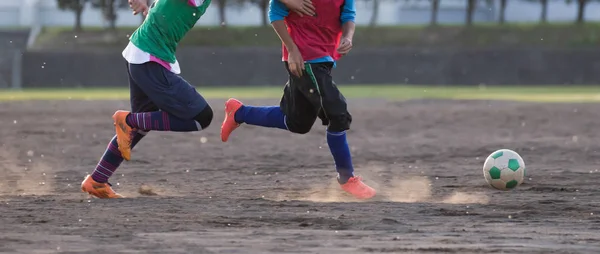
top-left (0, 98), bottom-right (599, 254)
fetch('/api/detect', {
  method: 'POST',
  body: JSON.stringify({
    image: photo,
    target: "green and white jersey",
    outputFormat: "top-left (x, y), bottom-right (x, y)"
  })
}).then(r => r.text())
top-left (122, 0), bottom-right (211, 74)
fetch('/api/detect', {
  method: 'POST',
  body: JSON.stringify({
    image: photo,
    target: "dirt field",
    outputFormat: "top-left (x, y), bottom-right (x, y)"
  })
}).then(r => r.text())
top-left (1, 98), bottom-right (599, 253)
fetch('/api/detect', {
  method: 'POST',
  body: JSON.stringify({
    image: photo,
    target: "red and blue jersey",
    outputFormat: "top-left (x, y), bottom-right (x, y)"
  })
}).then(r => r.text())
top-left (269, 0), bottom-right (356, 65)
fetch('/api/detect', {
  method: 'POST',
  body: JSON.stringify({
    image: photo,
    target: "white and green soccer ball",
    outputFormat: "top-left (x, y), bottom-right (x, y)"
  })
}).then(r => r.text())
top-left (483, 149), bottom-right (525, 190)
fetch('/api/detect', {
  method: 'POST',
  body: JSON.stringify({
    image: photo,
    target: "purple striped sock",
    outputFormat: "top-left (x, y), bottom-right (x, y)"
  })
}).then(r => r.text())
top-left (125, 111), bottom-right (198, 132)
top-left (91, 132), bottom-right (146, 183)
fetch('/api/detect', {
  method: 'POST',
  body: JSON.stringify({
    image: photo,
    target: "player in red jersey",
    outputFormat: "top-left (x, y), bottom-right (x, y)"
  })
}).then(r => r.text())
top-left (220, 0), bottom-right (376, 199)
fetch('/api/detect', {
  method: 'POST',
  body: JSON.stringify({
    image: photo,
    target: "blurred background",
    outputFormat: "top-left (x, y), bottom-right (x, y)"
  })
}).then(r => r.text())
top-left (1, 0), bottom-right (599, 89)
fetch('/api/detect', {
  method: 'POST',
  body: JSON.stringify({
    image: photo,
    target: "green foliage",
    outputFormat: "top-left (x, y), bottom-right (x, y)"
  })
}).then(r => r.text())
top-left (5, 85), bottom-right (600, 102)
top-left (33, 23), bottom-right (600, 49)
top-left (57, 0), bottom-right (87, 11)
top-left (238, 0), bottom-right (269, 26)
top-left (89, 0), bottom-right (130, 30)
top-left (90, 0), bottom-right (129, 8)
top-left (56, 0), bottom-right (87, 31)
top-left (563, 0), bottom-right (600, 23)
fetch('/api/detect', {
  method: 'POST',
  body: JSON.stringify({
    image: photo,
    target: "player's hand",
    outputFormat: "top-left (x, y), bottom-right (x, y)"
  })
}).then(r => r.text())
top-left (129, 0), bottom-right (149, 16)
top-left (280, 0), bottom-right (316, 17)
top-left (337, 37), bottom-right (353, 55)
top-left (288, 50), bottom-right (305, 77)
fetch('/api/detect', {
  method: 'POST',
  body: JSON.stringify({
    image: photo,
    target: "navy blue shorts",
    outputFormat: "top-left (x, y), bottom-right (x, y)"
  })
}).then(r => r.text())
top-left (126, 61), bottom-right (208, 120)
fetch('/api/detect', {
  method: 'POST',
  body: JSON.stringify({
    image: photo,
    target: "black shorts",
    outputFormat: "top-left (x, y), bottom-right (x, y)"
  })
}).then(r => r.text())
top-left (280, 62), bottom-right (352, 133)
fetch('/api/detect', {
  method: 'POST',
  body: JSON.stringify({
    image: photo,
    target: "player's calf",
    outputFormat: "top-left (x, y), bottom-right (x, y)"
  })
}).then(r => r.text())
top-left (328, 129), bottom-right (376, 199)
top-left (125, 105), bottom-right (213, 132)
top-left (325, 114), bottom-right (375, 199)
top-left (221, 98), bottom-right (288, 142)
top-left (91, 131), bottom-right (146, 183)
top-left (326, 116), bottom-right (353, 185)
top-left (114, 105), bottom-right (212, 161)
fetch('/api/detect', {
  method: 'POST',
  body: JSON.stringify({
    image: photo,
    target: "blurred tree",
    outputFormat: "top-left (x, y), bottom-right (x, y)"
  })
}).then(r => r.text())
top-left (430, 0), bottom-right (440, 26)
top-left (524, 0), bottom-right (551, 23)
top-left (540, 0), bottom-right (549, 23)
top-left (368, 0), bottom-right (379, 27)
top-left (466, 0), bottom-right (476, 26)
top-left (215, 0), bottom-right (228, 26)
top-left (244, 0), bottom-right (269, 26)
top-left (90, 0), bottom-right (129, 30)
top-left (565, 0), bottom-right (589, 24)
top-left (56, 0), bottom-right (87, 32)
top-left (498, 0), bottom-right (508, 24)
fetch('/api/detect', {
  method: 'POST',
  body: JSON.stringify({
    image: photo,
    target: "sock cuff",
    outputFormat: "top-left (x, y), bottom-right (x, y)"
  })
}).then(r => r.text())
top-left (283, 115), bottom-right (289, 130)
top-left (326, 130), bottom-right (346, 136)
top-left (193, 120), bottom-right (202, 131)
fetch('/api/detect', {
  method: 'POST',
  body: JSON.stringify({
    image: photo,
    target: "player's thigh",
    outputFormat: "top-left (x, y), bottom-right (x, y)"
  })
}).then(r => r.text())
top-left (280, 80), bottom-right (319, 134)
top-left (128, 62), bottom-right (208, 120)
top-left (127, 63), bottom-right (159, 113)
top-left (304, 63), bottom-right (352, 132)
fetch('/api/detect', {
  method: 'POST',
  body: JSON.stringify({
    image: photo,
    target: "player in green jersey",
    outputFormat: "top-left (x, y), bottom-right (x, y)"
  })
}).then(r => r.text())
top-left (82, 0), bottom-right (316, 199)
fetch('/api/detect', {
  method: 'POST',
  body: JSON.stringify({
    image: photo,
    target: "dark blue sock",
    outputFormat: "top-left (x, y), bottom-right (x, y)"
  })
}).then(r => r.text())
top-left (91, 131), bottom-right (147, 183)
top-left (126, 111), bottom-right (199, 132)
top-left (234, 105), bottom-right (287, 130)
top-left (327, 130), bottom-right (355, 184)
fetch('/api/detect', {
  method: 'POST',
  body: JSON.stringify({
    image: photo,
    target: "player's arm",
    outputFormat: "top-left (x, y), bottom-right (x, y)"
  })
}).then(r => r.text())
top-left (279, 0), bottom-right (316, 17)
top-left (337, 0), bottom-right (356, 55)
top-left (129, 0), bottom-right (149, 16)
top-left (270, 0), bottom-right (304, 77)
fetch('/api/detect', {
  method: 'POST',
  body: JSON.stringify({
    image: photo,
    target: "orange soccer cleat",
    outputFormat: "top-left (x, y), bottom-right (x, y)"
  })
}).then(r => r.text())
top-left (81, 175), bottom-right (123, 198)
top-left (112, 110), bottom-right (137, 161)
top-left (220, 98), bottom-right (244, 142)
top-left (340, 176), bottom-right (376, 199)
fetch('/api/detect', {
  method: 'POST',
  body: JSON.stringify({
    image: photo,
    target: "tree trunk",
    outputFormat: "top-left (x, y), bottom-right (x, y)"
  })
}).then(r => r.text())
top-left (219, 0), bottom-right (227, 26)
top-left (109, 1), bottom-right (116, 30)
top-left (576, 0), bottom-right (587, 24)
top-left (430, 0), bottom-right (439, 26)
top-left (466, 0), bottom-right (476, 26)
top-left (369, 0), bottom-right (379, 27)
top-left (260, 0), bottom-right (268, 27)
top-left (540, 0), bottom-right (548, 23)
top-left (74, 6), bottom-right (83, 32)
top-left (103, 0), bottom-right (117, 30)
top-left (499, 0), bottom-right (507, 24)
top-left (217, 0), bottom-right (227, 26)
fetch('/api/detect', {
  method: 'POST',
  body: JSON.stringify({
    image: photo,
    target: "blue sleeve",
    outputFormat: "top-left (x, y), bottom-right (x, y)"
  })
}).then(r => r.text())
top-left (340, 0), bottom-right (356, 24)
top-left (269, 0), bottom-right (290, 23)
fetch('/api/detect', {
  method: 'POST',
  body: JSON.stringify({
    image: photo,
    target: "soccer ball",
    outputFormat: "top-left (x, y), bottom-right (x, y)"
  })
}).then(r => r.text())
top-left (483, 149), bottom-right (525, 190)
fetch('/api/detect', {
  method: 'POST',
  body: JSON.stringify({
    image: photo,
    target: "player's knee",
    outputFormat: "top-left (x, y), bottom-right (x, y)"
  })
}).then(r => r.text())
top-left (193, 105), bottom-right (213, 129)
top-left (287, 121), bottom-right (312, 134)
top-left (289, 125), bottom-right (312, 134)
top-left (327, 114), bottom-right (352, 132)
